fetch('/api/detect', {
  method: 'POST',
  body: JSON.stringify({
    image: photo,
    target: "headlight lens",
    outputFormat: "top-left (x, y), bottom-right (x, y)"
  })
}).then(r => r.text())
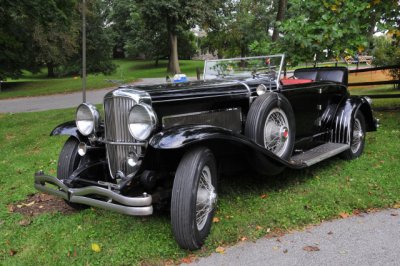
top-left (128, 104), bottom-right (157, 141)
top-left (76, 103), bottom-right (100, 136)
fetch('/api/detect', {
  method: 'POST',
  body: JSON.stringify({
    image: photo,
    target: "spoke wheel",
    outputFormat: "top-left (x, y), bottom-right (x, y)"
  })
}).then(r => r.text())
top-left (245, 92), bottom-right (295, 175)
top-left (171, 147), bottom-right (217, 250)
top-left (263, 108), bottom-right (290, 157)
top-left (341, 112), bottom-right (366, 160)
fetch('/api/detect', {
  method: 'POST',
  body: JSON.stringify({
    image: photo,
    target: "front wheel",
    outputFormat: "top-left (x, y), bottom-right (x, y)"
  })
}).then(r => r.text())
top-left (57, 137), bottom-right (89, 210)
top-left (341, 112), bottom-right (366, 160)
top-left (171, 147), bottom-right (217, 250)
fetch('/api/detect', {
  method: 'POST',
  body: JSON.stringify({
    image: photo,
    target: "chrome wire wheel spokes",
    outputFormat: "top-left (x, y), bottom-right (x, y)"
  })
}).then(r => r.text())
top-left (196, 165), bottom-right (217, 231)
top-left (351, 118), bottom-right (363, 153)
top-left (263, 108), bottom-right (290, 157)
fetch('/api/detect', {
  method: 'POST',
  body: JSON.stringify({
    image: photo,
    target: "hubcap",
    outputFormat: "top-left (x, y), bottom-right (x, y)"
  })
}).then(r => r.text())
top-left (351, 118), bottom-right (363, 153)
top-left (264, 108), bottom-right (290, 157)
top-left (196, 165), bottom-right (216, 231)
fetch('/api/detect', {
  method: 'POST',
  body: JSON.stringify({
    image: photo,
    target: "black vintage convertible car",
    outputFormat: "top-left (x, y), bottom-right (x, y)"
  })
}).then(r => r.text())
top-left (34, 54), bottom-right (377, 250)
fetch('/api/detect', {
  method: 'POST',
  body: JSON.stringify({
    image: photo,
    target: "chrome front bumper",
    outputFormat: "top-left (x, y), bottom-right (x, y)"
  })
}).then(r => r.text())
top-left (34, 172), bottom-right (153, 216)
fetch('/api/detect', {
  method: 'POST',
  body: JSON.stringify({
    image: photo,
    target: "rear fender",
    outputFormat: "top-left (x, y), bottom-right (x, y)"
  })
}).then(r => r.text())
top-left (330, 96), bottom-right (377, 144)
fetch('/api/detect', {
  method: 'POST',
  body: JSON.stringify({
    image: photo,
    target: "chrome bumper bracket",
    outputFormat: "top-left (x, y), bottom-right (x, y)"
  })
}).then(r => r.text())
top-left (34, 172), bottom-right (153, 216)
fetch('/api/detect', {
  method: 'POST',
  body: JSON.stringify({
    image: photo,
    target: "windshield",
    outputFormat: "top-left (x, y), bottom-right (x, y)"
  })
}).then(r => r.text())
top-left (204, 54), bottom-right (285, 85)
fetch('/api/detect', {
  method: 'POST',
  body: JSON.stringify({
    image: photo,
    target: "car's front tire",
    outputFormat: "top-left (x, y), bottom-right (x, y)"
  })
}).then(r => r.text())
top-left (341, 112), bottom-right (366, 160)
top-left (171, 147), bottom-right (217, 250)
top-left (57, 136), bottom-right (89, 210)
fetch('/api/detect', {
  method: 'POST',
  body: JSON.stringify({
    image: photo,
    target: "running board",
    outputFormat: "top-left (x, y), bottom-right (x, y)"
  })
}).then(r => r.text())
top-left (290, 143), bottom-right (350, 167)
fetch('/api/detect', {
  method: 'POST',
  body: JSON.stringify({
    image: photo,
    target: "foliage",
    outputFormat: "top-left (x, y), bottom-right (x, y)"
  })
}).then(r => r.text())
top-left (202, 0), bottom-right (274, 58)
top-left (279, 0), bottom-right (372, 65)
top-left (1, 108), bottom-right (400, 264)
top-left (134, 0), bottom-right (223, 73)
top-left (372, 36), bottom-right (400, 89)
top-left (0, 0), bottom-right (115, 80)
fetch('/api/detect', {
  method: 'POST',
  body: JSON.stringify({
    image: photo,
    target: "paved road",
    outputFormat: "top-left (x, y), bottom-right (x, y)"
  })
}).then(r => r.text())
top-left (188, 209), bottom-right (400, 266)
top-left (0, 77), bottom-right (191, 113)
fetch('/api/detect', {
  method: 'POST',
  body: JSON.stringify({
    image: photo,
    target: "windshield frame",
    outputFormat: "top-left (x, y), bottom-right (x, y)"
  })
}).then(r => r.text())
top-left (203, 54), bottom-right (285, 89)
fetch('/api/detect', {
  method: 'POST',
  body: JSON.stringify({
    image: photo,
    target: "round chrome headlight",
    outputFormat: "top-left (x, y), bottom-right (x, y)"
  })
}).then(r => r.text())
top-left (128, 104), bottom-right (157, 141)
top-left (76, 103), bottom-right (100, 136)
top-left (256, 84), bottom-right (267, 95)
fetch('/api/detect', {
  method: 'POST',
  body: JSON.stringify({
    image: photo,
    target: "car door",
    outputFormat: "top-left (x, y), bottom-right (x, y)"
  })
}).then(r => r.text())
top-left (282, 83), bottom-right (321, 140)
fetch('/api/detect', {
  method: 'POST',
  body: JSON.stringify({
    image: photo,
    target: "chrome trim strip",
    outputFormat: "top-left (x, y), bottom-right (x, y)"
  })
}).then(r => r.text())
top-left (99, 139), bottom-right (147, 146)
top-left (237, 81), bottom-right (252, 104)
top-left (151, 92), bottom-right (248, 103)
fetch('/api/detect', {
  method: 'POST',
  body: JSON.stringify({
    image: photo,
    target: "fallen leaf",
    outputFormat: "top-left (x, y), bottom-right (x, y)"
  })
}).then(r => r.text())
top-left (212, 217), bottom-right (220, 223)
top-left (339, 212), bottom-right (349, 219)
top-left (276, 238), bottom-right (281, 242)
top-left (256, 225), bottom-right (263, 231)
top-left (391, 213), bottom-right (398, 216)
top-left (393, 203), bottom-right (400, 209)
top-left (240, 237), bottom-right (247, 241)
top-left (18, 219), bottom-right (31, 226)
top-left (73, 250), bottom-right (77, 257)
top-left (9, 249), bottom-right (17, 256)
top-left (353, 210), bottom-right (361, 215)
top-left (272, 246), bottom-right (279, 250)
top-left (266, 228), bottom-right (271, 233)
top-left (181, 255), bottom-right (195, 264)
top-left (260, 194), bottom-right (268, 199)
top-left (16, 205), bottom-right (23, 208)
top-left (25, 201), bottom-right (35, 207)
top-left (327, 231), bottom-right (333, 235)
top-left (283, 249), bottom-right (288, 254)
top-left (303, 246), bottom-right (320, 252)
top-left (8, 205), bottom-right (15, 213)
top-left (91, 243), bottom-right (101, 253)
top-left (215, 246), bottom-right (225, 254)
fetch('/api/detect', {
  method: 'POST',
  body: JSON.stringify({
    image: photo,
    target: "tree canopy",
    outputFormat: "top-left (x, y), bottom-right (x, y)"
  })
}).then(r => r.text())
top-left (1, 0), bottom-right (399, 80)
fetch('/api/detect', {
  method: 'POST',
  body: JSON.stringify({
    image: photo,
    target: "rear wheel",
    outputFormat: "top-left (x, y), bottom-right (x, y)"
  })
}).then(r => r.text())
top-left (341, 112), bottom-right (366, 160)
top-left (57, 137), bottom-right (89, 210)
top-left (171, 147), bottom-right (217, 250)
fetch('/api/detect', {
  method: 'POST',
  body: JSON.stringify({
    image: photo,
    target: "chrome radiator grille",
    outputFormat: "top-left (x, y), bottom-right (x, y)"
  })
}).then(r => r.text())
top-left (104, 96), bottom-right (138, 178)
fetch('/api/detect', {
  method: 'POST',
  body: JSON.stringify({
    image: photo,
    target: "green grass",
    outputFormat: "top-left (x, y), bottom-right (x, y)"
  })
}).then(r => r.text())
top-left (0, 59), bottom-right (204, 99)
top-left (349, 85), bottom-right (400, 109)
top-left (1, 108), bottom-right (400, 265)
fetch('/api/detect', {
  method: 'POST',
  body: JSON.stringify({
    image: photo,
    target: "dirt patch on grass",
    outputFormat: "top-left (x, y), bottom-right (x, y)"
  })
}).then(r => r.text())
top-left (8, 193), bottom-right (77, 217)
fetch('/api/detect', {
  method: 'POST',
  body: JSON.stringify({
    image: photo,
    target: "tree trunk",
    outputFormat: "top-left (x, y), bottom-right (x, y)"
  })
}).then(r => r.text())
top-left (47, 62), bottom-right (55, 78)
top-left (272, 0), bottom-right (287, 41)
top-left (168, 31), bottom-right (181, 74)
top-left (155, 57), bottom-right (159, 67)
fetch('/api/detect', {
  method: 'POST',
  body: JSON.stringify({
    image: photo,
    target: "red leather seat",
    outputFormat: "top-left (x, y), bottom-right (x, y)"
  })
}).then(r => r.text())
top-left (280, 79), bottom-right (314, 86)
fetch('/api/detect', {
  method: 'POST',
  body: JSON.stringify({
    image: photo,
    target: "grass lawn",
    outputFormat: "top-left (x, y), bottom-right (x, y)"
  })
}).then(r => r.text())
top-left (0, 59), bottom-right (204, 100)
top-left (0, 107), bottom-right (400, 265)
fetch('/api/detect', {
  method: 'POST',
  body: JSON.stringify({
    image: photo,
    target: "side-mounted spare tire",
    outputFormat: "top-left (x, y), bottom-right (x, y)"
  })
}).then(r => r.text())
top-left (245, 92), bottom-right (295, 174)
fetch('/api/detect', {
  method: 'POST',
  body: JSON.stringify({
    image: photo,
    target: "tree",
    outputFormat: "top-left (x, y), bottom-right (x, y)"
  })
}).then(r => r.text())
top-left (0, 0), bottom-right (115, 80)
top-left (373, 36), bottom-right (400, 89)
top-left (277, 0), bottom-right (373, 64)
top-left (272, 0), bottom-right (287, 41)
top-left (135, 0), bottom-right (223, 74)
top-left (201, 0), bottom-right (273, 58)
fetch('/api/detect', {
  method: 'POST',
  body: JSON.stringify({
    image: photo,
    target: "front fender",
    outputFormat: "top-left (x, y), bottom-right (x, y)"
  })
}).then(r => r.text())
top-left (147, 125), bottom-right (303, 171)
top-left (50, 121), bottom-right (87, 142)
